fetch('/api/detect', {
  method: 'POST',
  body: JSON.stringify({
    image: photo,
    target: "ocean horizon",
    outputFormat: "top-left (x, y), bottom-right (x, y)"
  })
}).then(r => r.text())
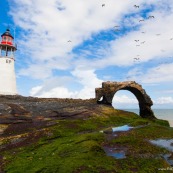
top-left (123, 109), bottom-right (173, 127)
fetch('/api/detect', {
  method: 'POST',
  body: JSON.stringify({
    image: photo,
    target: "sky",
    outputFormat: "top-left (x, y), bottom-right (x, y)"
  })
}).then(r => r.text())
top-left (0, 0), bottom-right (173, 109)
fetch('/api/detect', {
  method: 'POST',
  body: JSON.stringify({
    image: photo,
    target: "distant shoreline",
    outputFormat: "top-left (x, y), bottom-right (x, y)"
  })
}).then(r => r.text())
top-left (123, 108), bottom-right (173, 127)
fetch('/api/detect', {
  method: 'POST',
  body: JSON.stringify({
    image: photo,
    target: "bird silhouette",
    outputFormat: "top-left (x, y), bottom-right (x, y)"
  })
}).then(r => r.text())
top-left (148, 16), bottom-right (155, 19)
top-left (67, 40), bottom-right (72, 42)
top-left (102, 4), bottom-right (105, 7)
top-left (139, 19), bottom-right (144, 22)
top-left (141, 41), bottom-right (145, 44)
top-left (134, 40), bottom-right (139, 42)
top-left (134, 5), bottom-right (139, 8)
top-left (141, 31), bottom-right (146, 34)
top-left (134, 57), bottom-right (140, 60)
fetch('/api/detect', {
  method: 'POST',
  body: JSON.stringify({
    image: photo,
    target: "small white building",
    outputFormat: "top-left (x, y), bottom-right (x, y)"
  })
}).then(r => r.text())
top-left (0, 28), bottom-right (17, 95)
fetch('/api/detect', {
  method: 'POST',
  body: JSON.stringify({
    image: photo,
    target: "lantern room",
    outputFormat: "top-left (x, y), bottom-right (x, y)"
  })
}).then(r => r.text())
top-left (0, 28), bottom-right (17, 57)
top-left (0, 27), bottom-right (17, 95)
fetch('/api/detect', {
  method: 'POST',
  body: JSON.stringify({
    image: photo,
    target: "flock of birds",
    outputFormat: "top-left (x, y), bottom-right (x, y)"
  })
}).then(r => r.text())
top-left (67, 3), bottom-right (173, 81)
top-left (112, 4), bottom-right (173, 67)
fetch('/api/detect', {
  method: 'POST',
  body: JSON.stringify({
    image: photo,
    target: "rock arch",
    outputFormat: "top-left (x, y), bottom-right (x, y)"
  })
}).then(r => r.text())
top-left (95, 81), bottom-right (155, 119)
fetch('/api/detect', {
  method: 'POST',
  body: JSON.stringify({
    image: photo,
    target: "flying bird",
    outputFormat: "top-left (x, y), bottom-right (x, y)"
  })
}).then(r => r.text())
top-left (67, 40), bottom-right (72, 42)
top-left (139, 19), bottom-right (144, 22)
top-left (141, 31), bottom-right (146, 34)
top-left (141, 41), bottom-right (146, 44)
top-left (156, 34), bottom-right (161, 36)
top-left (134, 5), bottom-right (139, 8)
top-left (148, 16), bottom-right (155, 19)
top-left (102, 4), bottom-right (105, 7)
top-left (134, 40), bottom-right (139, 42)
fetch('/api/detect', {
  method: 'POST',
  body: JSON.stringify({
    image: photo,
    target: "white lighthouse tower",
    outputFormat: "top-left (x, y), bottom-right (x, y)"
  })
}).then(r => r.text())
top-left (0, 28), bottom-right (17, 95)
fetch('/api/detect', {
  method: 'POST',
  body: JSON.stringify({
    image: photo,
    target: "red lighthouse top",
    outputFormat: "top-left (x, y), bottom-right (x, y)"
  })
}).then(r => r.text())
top-left (0, 28), bottom-right (17, 52)
top-left (1, 28), bottom-right (14, 46)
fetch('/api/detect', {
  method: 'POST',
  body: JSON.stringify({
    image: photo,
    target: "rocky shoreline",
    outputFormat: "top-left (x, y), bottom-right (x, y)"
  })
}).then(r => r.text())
top-left (0, 95), bottom-right (99, 124)
top-left (0, 95), bottom-right (173, 173)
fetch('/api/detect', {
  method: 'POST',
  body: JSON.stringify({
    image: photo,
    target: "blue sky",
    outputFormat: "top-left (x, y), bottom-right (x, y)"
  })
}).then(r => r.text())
top-left (1, 0), bottom-right (173, 109)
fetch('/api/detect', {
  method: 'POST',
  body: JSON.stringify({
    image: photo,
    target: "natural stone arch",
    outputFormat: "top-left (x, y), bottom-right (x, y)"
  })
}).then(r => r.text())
top-left (95, 81), bottom-right (155, 119)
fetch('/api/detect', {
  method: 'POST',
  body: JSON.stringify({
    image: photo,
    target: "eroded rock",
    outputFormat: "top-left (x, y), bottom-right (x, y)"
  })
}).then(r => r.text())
top-left (96, 81), bottom-right (155, 118)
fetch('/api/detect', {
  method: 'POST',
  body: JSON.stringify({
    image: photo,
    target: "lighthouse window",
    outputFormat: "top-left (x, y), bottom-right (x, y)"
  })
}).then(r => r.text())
top-left (6, 59), bottom-right (11, 63)
top-left (3, 36), bottom-right (6, 41)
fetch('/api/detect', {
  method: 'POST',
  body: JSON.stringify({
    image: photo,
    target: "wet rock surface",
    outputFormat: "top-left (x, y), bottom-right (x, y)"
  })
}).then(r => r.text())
top-left (0, 95), bottom-right (102, 172)
top-left (0, 95), bottom-right (100, 135)
top-left (0, 95), bottom-right (172, 172)
top-left (0, 96), bottom-right (97, 124)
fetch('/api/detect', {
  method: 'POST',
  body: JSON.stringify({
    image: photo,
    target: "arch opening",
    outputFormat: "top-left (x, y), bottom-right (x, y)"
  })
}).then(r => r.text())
top-left (112, 90), bottom-right (139, 115)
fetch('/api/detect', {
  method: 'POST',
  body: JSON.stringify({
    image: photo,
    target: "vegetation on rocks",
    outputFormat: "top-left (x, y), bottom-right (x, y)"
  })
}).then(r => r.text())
top-left (0, 96), bottom-right (173, 173)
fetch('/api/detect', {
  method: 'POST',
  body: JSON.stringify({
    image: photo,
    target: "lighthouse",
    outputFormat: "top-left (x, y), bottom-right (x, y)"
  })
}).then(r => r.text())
top-left (0, 28), bottom-right (17, 95)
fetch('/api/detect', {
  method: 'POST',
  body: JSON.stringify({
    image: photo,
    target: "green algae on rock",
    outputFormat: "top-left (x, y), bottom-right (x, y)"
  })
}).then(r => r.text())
top-left (0, 96), bottom-right (172, 172)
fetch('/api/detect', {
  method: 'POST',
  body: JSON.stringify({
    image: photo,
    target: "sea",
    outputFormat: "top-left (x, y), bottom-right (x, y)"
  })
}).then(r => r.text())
top-left (124, 109), bottom-right (173, 127)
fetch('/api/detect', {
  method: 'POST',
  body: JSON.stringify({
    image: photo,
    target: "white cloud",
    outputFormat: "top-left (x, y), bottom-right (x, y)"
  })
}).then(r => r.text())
top-left (112, 95), bottom-right (173, 109)
top-left (71, 69), bottom-right (103, 88)
top-left (30, 69), bottom-right (102, 99)
top-left (30, 86), bottom-right (42, 96)
top-left (7, 0), bottom-right (173, 106)
top-left (91, 9), bottom-right (173, 68)
top-left (112, 89), bottom-right (139, 108)
top-left (154, 97), bottom-right (173, 104)
top-left (11, 0), bottom-right (134, 61)
top-left (126, 63), bottom-right (173, 84)
top-left (162, 90), bottom-right (173, 94)
top-left (112, 94), bottom-right (139, 109)
top-left (30, 86), bottom-right (77, 98)
top-left (113, 95), bottom-right (138, 104)
top-left (12, 0), bottom-right (168, 77)
top-left (30, 76), bottom-right (75, 96)
top-left (71, 68), bottom-right (103, 99)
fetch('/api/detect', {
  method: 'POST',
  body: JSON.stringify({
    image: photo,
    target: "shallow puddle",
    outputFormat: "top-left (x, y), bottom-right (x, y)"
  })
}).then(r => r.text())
top-left (150, 139), bottom-right (173, 166)
top-left (103, 146), bottom-right (126, 159)
top-left (100, 124), bottom-right (148, 134)
top-left (162, 153), bottom-right (173, 166)
top-left (150, 139), bottom-right (173, 152)
top-left (112, 125), bottom-right (133, 132)
top-left (102, 124), bottom-right (149, 159)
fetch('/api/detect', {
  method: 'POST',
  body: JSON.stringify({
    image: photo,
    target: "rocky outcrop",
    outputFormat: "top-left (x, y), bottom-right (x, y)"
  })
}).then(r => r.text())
top-left (0, 95), bottom-right (98, 125)
top-left (0, 81), bottom-right (155, 126)
top-left (95, 81), bottom-right (155, 119)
